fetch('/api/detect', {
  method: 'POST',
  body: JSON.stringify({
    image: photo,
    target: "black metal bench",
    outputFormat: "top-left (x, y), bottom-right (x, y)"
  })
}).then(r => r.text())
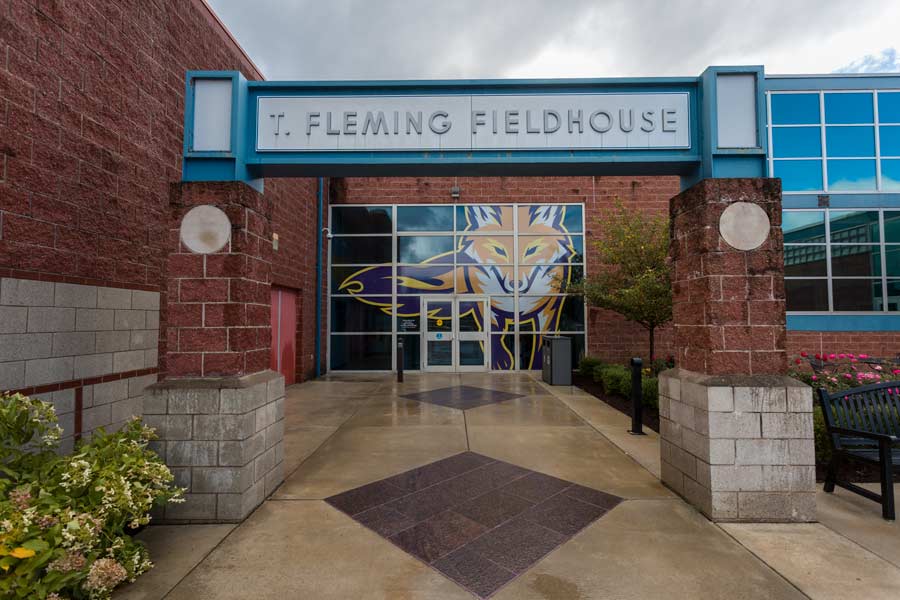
top-left (818, 381), bottom-right (900, 520)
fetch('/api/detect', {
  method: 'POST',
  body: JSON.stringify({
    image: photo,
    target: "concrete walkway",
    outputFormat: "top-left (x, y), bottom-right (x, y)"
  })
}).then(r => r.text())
top-left (116, 373), bottom-right (900, 599)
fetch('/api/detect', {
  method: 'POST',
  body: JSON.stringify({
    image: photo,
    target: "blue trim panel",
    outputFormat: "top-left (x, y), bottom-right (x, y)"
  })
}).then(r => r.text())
top-left (765, 75), bottom-right (900, 91)
top-left (783, 193), bottom-right (900, 208)
top-left (788, 314), bottom-right (900, 331)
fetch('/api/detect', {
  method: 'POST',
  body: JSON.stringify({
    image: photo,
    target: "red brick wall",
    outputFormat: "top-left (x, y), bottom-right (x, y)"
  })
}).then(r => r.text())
top-left (786, 331), bottom-right (900, 360)
top-left (0, 0), bottom-right (320, 380)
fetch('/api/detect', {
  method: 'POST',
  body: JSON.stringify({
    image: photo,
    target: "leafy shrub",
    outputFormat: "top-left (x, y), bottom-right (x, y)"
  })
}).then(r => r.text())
top-left (642, 377), bottom-right (659, 409)
top-left (650, 355), bottom-right (675, 375)
top-left (578, 356), bottom-right (604, 377)
top-left (0, 392), bottom-right (182, 599)
top-left (597, 365), bottom-right (630, 397)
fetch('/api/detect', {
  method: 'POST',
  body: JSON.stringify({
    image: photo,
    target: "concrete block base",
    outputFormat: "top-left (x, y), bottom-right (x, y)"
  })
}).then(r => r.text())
top-left (659, 369), bottom-right (816, 522)
top-left (144, 370), bottom-right (285, 523)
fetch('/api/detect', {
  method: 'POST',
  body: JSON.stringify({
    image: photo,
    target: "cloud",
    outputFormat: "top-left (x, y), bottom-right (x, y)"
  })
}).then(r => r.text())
top-left (206, 0), bottom-right (900, 80)
top-left (835, 48), bottom-right (900, 73)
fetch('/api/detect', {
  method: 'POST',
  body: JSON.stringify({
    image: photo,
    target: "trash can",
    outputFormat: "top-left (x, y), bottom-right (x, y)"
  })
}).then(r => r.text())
top-left (542, 336), bottom-right (572, 385)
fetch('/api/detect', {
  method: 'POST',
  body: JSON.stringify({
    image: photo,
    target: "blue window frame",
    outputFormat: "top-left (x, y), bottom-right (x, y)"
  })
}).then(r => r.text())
top-left (827, 160), bottom-right (877, 191)
top-left (783, 208), bottom-right (899, 314)
top-left (878, 92), bottom-right (900, 123)
top-left (783, 210), bottom-right (826, 242)
top-left (771, 93), bottom-right (820, 125)
top-left (825, 126), bottom-right (875, 157)
top-left (824, 92), bottom-right (874, 124)
top-left (883, 160), bottom-right (900, 191)
top-left (768, 90), bottom-right (900, 193)
top-left (880, 125), bottom-right (900, 156)
top-left (773, 160), bottom-right (822, 191)
top-left (772, 127), bottom-right (821, 158)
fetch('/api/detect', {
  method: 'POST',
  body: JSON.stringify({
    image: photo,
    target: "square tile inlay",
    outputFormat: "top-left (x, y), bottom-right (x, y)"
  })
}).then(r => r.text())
top-left (401, 385), bottom-right (524, 410)
top-left (325, 452), bottom-right (622, 598)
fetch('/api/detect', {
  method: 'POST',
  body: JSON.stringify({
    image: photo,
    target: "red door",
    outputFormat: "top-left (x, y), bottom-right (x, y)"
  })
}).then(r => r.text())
top-left (270, 286), bottom-right (297, 385)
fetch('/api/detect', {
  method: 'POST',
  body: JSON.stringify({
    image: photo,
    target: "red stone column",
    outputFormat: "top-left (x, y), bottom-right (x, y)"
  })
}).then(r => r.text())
top-left (661, 178), bottom-right (814, 522)
top-left (669, 178), bottom-right (786, 376)
top-left (147, 181), bottom-right (284, 523)
top-left (166, 182), bottom-right (273, 378)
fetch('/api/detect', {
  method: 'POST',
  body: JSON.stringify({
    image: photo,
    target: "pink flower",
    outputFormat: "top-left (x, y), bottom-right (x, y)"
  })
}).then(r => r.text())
top-left (874, 365), bottom-right (883, 371)
top-left (843, 373), bottom-right (852, 379)
top-left (838, 353), bottom-right (846, 359)
top-left (851, 358), bottom-right (858, 363)
top-left (815, 353), bottom-right (822, 360)
top-left (848, 354), bottom-right (855, 359)
top-left (829, 353), bottom-right (837, 360)
top-left (811, 375), bottom-right (818, 381)
top-left (860, 354), bottom-right (869, 359)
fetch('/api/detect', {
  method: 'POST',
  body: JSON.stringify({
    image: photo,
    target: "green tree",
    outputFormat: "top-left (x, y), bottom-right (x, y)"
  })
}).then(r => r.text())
top-left (574, 202), bottom-right (672, 362)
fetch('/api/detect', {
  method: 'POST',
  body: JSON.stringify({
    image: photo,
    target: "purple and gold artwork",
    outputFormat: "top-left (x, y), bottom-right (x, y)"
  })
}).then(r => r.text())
top-left (336, 205), bottom-right (580, 369)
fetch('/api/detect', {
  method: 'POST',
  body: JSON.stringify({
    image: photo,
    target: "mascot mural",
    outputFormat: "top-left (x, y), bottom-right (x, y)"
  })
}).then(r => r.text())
top-left (337, 205), bottom-right (581, 369)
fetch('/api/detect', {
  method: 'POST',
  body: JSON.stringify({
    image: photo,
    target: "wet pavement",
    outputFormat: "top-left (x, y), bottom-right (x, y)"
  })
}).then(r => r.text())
top-left (116, 372), bottom-right (900, 600)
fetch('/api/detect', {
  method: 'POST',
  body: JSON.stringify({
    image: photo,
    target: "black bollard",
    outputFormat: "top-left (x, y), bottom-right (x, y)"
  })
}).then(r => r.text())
top-left (629, 357), bottom-right (645, 435)
top-left (397, 339), bottom-right (404, 383)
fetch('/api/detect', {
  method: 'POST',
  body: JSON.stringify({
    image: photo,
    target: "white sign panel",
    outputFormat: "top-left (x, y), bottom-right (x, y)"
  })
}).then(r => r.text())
top-left (256, 93), bottom-right (690, 152)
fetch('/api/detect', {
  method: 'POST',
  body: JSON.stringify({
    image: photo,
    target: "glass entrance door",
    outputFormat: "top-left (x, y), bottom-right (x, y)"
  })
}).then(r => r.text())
top-left (423, 297), bottom-right (454, 372)
top-left (422, 296), bottom-right (489, 371)
top-left (456, 297), bottom-right (488, 371)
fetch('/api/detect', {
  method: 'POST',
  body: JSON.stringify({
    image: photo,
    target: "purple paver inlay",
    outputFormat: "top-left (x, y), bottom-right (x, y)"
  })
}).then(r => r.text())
top-left (324, 452), bottom-right (623, 598)
top-left (401, 385), bottom-right (525, 410)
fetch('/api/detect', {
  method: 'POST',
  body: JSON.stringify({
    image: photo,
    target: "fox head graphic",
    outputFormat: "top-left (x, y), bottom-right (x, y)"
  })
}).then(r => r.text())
top-left (336, 204), bottom-right (579, 369)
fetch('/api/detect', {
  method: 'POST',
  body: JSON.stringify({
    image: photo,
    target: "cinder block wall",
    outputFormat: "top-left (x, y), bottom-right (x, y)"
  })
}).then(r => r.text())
top-left (0, 277), bottom-right (159, 450)
top-left (144, 372), bottom-right (286, 522)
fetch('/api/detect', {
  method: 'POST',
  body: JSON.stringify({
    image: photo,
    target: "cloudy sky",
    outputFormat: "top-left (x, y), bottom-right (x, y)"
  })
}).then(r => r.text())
top-left (206, 0), bottom-right (900, 80)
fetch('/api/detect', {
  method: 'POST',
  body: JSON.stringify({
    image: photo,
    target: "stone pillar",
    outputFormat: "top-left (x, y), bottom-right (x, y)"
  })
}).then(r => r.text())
top-left (145, 182), bottom-right (285, 523)
top-left (659, 178), bottom-right (815, 522)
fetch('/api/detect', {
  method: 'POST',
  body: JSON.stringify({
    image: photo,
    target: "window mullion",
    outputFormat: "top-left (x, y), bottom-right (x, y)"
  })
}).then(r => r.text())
top-left (824, 208), bottom-right (834, 312)
top-left (875, 91), bottom-right (883, 191)
top-left (820, 92), bottom-right (828, 192)
top-left (880, 210), bottom-right (889, 312)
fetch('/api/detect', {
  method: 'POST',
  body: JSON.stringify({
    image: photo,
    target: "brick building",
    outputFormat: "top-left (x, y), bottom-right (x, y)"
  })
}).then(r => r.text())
top-left (0, 0), bottom-right (896, 521)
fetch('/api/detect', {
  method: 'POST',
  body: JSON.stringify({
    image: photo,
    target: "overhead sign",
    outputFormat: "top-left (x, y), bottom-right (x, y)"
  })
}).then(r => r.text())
top-left (256, 93), bottom-right (690, 152)
top-left (183, 67), bottom-right (769, 184)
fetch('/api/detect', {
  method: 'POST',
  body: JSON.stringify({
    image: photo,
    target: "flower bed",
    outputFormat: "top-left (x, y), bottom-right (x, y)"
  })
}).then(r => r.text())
top-left (0, 392), bottom-right (183, 599)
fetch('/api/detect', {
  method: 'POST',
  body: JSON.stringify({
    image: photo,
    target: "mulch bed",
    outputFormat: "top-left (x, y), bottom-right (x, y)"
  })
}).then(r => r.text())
top-left (572, 373), bottom-right (890, 483)
top-left (572, 373), bottom-right (660, 433)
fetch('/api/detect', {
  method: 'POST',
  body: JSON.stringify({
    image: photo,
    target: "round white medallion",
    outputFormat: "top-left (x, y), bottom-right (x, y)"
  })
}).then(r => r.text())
top-left (179, 205), bottom-right (231, 254)
top-left (718, 202), bottom-right (770, 251)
